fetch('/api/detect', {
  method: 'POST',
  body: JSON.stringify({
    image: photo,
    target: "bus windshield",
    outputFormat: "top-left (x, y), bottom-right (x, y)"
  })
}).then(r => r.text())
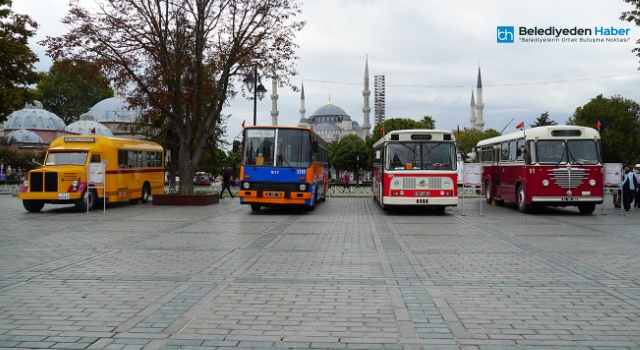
top-left (536, 140), bottom-right (599, 165)
top-left (387, 142), bottom-right (456, 170)
top-left (243, 128), bottom-right (311, 167)
top-left (45, 152), bottom-right (88, 165)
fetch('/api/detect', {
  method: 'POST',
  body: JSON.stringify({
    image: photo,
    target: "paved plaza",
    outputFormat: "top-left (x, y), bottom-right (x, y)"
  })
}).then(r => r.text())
top-left (0, 194), bottom-right (639, 350)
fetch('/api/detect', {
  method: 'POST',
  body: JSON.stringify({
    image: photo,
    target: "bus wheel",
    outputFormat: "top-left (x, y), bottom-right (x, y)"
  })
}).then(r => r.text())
top-left (435, 206), bottom-right (446, 213)
top-left (517, 185), bottom-right (531, 214)
top-left (23, 200), bottom-right (44, 212)
top-left (251, 204), bottom-right (261, 211)
top-left (140, 183), bottom-right (150, 204)
top-left (76, 189), bottom-right (97, 212)
top-left (578, 203), bottom-right (596, 214)
top-left (485, 181), bottom-right (492, 204)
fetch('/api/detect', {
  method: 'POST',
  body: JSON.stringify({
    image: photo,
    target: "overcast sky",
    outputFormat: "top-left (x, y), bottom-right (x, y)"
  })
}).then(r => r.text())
top-left (13, 0), bottom-right (640, 146)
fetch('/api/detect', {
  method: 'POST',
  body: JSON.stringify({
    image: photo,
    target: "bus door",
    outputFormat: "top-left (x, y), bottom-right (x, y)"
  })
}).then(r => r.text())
top-left (492, 144), bottom-right (501, 198)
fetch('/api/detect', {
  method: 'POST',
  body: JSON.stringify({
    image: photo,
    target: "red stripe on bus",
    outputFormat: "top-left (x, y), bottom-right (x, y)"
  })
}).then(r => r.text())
top-left (105, 168), bottom-right (164, 175)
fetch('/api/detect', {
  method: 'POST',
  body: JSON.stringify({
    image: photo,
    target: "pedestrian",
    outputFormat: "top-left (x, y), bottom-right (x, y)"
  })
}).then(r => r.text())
top-left (343, 171), bottom-right (350, 191)
top-left (0, 172), bottom-right (5, 182)
top-left (634, 164), bottom-right (640, 207)
top-left (219, 166), bottom-right (234, 199)
top-left (621, 164), bottom-right (637, 211)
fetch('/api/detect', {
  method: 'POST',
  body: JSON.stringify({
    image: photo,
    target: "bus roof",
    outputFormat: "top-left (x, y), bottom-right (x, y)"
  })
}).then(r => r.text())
top-left (373, 129), bottom-right (455, 148)
top-left (476, 125), bottom-right (600, 147)
top-left (48, 135), bottom-right (164, 152)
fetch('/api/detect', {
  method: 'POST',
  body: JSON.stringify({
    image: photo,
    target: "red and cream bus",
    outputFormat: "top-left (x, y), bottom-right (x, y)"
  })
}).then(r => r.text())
top-left (372, 129), bottom-right (458, 211)
top-left (476, 125), bottom-right (603, 214)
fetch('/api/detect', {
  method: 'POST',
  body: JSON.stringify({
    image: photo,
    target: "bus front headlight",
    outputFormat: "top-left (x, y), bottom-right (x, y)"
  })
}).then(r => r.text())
top-left (243, 182), bottom-right (251, 190)
top-left (298, 184), bottom-right (307, 191)
top-left (542, 179), bottom-right (549, 186)
top-left (589, 179), bottom-right (596, 186)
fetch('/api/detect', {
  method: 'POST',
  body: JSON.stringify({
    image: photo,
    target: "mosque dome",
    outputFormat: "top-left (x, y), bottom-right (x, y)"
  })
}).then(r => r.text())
top-left (87, 96), bottom-right (141, 123)
top-left (4, 101), bottom-right (66, 131)
top-left (66, 114), bottom-right (114, 137)
top-left (6, 129), bottom-right (44, 143)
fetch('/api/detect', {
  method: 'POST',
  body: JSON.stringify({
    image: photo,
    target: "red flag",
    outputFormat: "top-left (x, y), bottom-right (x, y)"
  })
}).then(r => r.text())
top-left (91, 127), bottom-right (96, 134)
top-left (61, 126), bottom-right (65, 132)
top-left (516, 121), bottom-right (525, 130)
top-left (380, 125), bottom-right (384, 134)
top-left (241, 119), bottom-right (245, 128)
top-left (595, 120), bottom-right (601, 131)
top-left (456, 125), bottom-right (460, 136)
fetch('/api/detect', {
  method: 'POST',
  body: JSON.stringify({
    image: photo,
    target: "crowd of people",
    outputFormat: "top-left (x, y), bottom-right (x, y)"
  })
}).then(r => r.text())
top-left (0, 169), bottom-right (20, 182)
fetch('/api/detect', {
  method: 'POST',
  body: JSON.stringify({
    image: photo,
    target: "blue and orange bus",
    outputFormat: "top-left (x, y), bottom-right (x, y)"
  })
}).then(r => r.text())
top-left (238, 126), bottom-right (329, 211)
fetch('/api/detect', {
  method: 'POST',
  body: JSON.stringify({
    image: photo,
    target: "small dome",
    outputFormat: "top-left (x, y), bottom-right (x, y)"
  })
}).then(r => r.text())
top-left (312, 123), bottom-right (340, 131)
top-left (66, 114), bottom-right (114, 136)
top-left (87, 97), bottom-right (141, 123)
top-left (6, 129), bottom-right (44, 142)
top-left (4, 101), bottom-right (66, 131)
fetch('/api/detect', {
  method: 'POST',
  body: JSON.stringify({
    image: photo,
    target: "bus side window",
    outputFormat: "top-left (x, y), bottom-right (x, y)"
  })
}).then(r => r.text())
top-left (91, 154), bottom-right (101, 163)
top-left (526, 140), bottom-right (536, 164)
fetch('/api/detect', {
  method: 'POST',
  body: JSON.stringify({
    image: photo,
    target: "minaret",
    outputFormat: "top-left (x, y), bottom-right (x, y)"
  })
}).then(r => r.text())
top-left (470, 87), bottom-right (476, 129)
top-left (475, 65), bottom-right (485, 132)
top-left (298, 81), bottom-right (308, 126)
top-left (270, 79), bottom-right (279, 126)
top-left (362, 55), bottom-right (371, 137)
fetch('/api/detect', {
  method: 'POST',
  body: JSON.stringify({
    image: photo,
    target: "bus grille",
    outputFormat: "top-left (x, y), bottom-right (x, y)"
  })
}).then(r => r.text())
top-left (548, 168), bottom-right (589, 189)
top-left (403, 178), bottom-right (442, 189)
top-left (29, 172), bottom-right (58, 192)
top-left (249, 182), bottom-right (299, 192)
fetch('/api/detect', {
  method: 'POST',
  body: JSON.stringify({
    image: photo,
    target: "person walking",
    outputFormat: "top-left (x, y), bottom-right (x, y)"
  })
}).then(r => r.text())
top-left (219, 166), bottom-right (234, 199)
top-left (343, 171), bottom-right (350, 191)
top-left (634, 164), bottom-right (640, 207)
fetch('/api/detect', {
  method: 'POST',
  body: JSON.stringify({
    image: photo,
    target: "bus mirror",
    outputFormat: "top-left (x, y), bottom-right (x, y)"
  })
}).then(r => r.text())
top-left (312, 141), bottom-right (318, 152)
top-left (457, 153), bottom-right (462, 161)
top-left (232, 140), bottom-right (241, 153)
top-left (375, 150), bottom-right (381, 160)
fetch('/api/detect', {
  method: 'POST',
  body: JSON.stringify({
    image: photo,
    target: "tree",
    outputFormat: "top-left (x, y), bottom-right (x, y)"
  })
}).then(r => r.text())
top-left (34, 59), bottom-right (114, 124)
top-left (420, 115), bottom-right (436, 129)
top-left (455, 127), bottom-right (500, 161)
top-left (0, 0), bottom-right (39, 119)
top-left (621, 1), bottom-right (640, 67)
top-left (328, 134), bottom-right (366, 180)
top-left (567, 94), bottom-right (640, 164)
top-left (42, 0), bottom-right (304, 194)
top-left (530, 111), bottom-right (557, 128)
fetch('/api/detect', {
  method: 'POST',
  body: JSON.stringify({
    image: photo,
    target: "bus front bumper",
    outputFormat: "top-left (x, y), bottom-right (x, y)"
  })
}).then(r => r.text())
top-left (531, 196), bottom-right (603, 204)
top-left (239, 190), bottom-right (312, 205)
top-left (383, 197), bottom-right (458, 206)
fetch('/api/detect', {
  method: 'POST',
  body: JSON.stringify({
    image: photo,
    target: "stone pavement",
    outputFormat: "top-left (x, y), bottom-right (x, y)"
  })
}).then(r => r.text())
top-left (0, 195), bottom-right (639, 350)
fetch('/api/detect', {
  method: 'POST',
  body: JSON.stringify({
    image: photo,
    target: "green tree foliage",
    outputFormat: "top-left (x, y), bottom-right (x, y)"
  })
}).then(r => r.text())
top-left (0, 147), bottom-right (45, 173)
top-left (0, 0), bottom-right (39, 119)
top-left (328, 134), bottom-right (366, 179)
top-left (34, 59), bottom-right (113, 124)
top-left (530, 111), bottom-right (557, 128)
top-left (42, 0), bottom-right (304, 194)
top-left (567, 94), bottom-right (640, 164)
top-left (420, 115), bottom-right (436, 129)
top-left (455, 127), bottom-right (500, 161)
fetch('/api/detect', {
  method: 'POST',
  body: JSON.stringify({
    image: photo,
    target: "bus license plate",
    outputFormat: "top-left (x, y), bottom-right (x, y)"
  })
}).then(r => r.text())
top-left (561, 197), bottom-right (578, 201)
top-left (415, 191), bottom-right (429, 196)
top-left (58, 193), bottom-right (70, 200)
top-left (265, 192), bottom-right (282, 197)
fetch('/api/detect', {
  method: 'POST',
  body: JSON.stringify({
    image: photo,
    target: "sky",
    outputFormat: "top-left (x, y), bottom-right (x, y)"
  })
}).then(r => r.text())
top-left (12, 0), bottom-right (640, 147)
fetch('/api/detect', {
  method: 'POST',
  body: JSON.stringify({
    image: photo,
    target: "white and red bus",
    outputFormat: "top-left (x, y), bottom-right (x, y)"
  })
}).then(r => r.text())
top-left (372, 129), bottom-right (458, 211)
top-left (476, 125), bottom-right (603, 214)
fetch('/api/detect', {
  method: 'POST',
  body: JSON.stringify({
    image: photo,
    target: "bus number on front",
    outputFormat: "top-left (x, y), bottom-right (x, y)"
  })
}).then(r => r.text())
top-left (296, 169), bottom-right (306, 175)
top-left (529, 169), bottom-right (535, 174)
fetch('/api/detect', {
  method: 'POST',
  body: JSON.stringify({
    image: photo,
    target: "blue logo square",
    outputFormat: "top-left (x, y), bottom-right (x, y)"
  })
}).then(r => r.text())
top-left (497, 26), bottom-right (514, 43)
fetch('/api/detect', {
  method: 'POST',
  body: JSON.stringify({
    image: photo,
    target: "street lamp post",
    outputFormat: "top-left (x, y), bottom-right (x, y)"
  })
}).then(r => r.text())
top-left (244, 67), bottom-right (268, 126)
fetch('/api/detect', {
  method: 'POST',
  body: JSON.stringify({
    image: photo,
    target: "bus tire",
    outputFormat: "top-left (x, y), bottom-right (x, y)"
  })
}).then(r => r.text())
top-left (435, 206), bottom-right (446, 213)
top-left (517, 185), bottom-right (531, 214)
top-left (76, 189), bottom-right (97, 212)
top-left (578, 203), bottom-right (596, 215)
top-left (140, 183), bottom-right (151, 204)
top-left (251, 204), bottom-right (261, 211)
top-left (23, 200), bottom-right (44, 212)
top-left (485, 181), bottom-right (492, 204)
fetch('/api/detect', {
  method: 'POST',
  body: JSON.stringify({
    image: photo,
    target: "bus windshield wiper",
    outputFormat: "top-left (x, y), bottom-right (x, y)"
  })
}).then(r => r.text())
top-left (566, 146), bottom-right (584, 167)
top-left (278, 152), bottom-right (296, 171)
top-left (554, 142), bottom-right (567, 168)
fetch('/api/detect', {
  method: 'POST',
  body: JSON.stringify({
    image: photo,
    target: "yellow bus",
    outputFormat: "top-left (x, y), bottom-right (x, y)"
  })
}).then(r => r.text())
top-left (18, 135), bottom-right (165, 212)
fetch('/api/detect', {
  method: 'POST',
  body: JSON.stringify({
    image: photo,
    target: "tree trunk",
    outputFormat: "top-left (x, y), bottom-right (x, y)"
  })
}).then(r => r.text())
top-left (169, 143), bottom-right (178, 189)
top-left (178, 140), bottom-right (195, 194)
